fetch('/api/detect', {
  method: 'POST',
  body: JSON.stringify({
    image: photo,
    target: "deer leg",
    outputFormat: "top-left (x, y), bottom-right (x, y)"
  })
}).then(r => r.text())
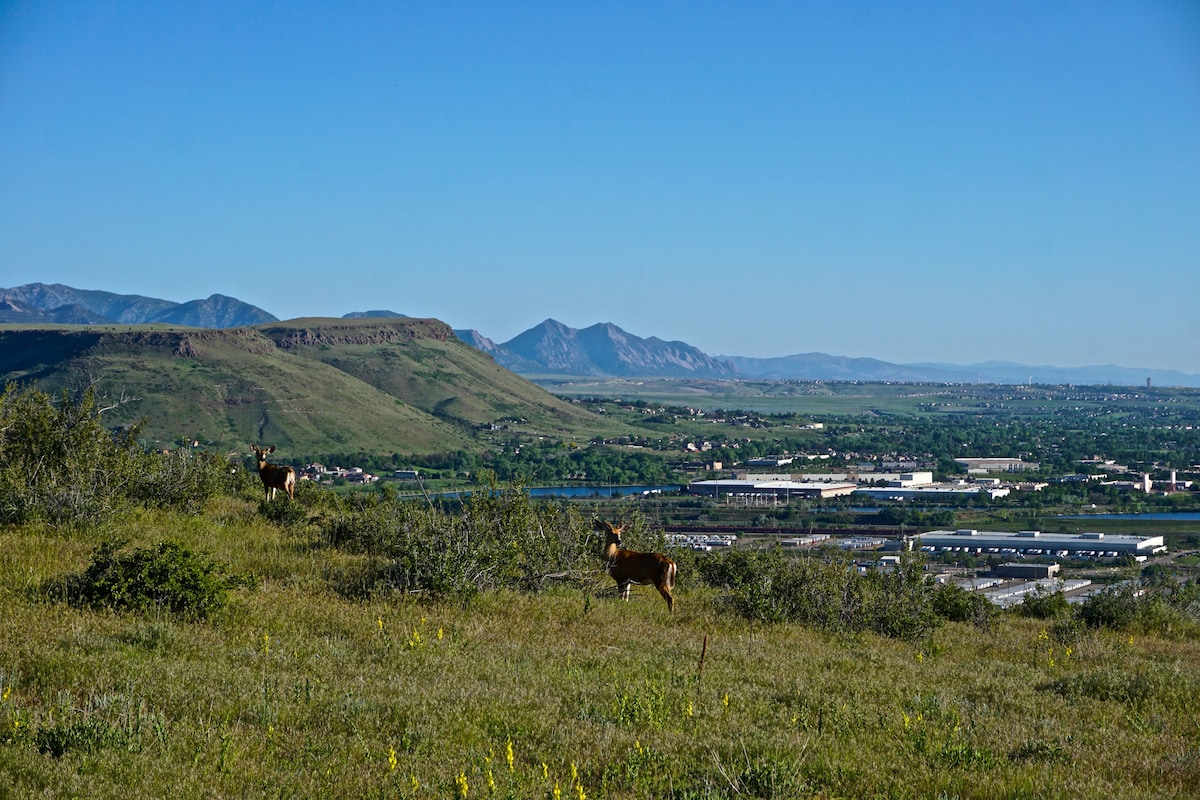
top-left (657, 583), bottom-right (674, 612)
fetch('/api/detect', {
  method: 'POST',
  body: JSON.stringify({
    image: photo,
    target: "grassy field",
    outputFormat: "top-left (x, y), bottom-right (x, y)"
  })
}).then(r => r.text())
top-left (2, 499), bottom-right (1199, 799)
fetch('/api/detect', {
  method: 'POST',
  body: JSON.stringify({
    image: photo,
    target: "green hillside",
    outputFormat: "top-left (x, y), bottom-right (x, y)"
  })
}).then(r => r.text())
top-left (0, 318), bottom-right (629, 456)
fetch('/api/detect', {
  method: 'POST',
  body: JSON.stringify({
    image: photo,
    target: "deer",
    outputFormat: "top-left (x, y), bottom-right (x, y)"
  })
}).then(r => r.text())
top-left (595, 519), bottom-right (677, 612)
top-left (250, 444), bottom-right (296, 502)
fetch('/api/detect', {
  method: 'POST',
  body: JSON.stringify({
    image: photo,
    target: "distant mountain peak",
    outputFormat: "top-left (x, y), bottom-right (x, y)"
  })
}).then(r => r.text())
top-left (497, 319), bottom-right (738, 378)
top-left (0, 283), bottom-right (276, 328)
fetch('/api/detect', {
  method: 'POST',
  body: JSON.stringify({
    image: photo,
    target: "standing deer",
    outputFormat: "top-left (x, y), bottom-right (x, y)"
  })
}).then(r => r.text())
top-left (250, 444), bottom-right (296, 502)
top-left (595, 519), bottom-right (677, 612)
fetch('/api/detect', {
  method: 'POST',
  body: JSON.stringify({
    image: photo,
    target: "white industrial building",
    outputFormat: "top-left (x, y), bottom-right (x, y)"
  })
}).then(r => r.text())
top-left (687, 478), bottom-right (858, 500)
top-left (855, 485), bottom-right (1011, 501)
top-left (915, 529), bottom-right (1166, 559)
top-left (980, 578), bottom-right (1095, 608)
top-left (954, 457), bottom-right (1040, 473)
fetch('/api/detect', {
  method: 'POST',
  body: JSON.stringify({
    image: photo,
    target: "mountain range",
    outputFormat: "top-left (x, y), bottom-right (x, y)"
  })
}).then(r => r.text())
top-left (4, 282), bottom-right (1198, 387)
top-left (454, 320), bottom-right (1200, 388)
top-left (0, 283), bottom-right (276, 328)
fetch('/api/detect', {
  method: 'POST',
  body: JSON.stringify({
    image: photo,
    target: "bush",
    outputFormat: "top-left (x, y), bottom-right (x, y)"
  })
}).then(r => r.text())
top-left (319, 484), bottom-right (595, 600)
top-left (64, 540), bottom-right (253, 619)
top-left (0, 383), bottom-right (143, 525)
top-left (1077, 585), bottom-right (1139, 629)
top-left (697, 547), bottom-right (940, 641)
top-left (1014, 588), bottom-right (1072, 619)
top-left (0, 383), bottom-right (237, 523)
top-left (932, 581), bottom-right (997, 627)
top-left (129, 449), bottom-right (236, 514)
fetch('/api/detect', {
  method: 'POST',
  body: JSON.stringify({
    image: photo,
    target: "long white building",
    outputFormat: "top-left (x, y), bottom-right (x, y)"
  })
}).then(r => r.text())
top-left (915, 529), bottom-right (1165, 558)
top-left (687, 478), bottom-right (858, 499)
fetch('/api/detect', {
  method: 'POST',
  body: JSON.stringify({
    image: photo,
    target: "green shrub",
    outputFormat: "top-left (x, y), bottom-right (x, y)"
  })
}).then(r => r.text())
top-left (1077, 585), bottom-right (1139, 629)
top-left (319, 485), bottom-right (595, 600)
top-left (0, 383), bottom-right (240, 523)
top-left (1013, 587), bottom-right (1072, 619)
top-left (698, 547), bottom-right (940, 641)
top-left (64, 540), bottom-right (253, 619)
top-left (0, 383), bottom-right (143, 525)
top-left (129, 449), bottom-right (235, 514)
top-left (258, 493), bottom-right (310, 527)
top-left (694, 547), bottom-right (779, 590)
top-left (932, 581), bottom-right (998, 627)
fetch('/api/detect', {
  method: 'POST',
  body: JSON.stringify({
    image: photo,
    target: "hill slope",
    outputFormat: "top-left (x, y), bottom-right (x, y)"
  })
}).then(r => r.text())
top-left (0, 318), bottom-right (624, 455)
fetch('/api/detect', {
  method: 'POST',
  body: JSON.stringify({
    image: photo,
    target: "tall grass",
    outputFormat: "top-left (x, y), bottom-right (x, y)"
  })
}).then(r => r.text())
top-left (3, 501), bottom-right (1200, 799)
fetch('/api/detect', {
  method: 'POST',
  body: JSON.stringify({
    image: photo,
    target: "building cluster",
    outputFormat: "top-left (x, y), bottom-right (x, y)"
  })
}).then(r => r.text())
top-left (687, 469), bottom-right (1018, 502)
top-left (299, 463), bottom-right (380, 485)
top-left (666, 532), bottom-right (737, 551)
top-left (954, 457), bottom-right (1040, 473)
top-left (808, 531), bottom-right (1165, 608)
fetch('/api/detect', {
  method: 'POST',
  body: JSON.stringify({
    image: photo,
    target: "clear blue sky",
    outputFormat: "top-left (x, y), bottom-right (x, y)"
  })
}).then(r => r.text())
top-left (2, 1), bottom-right (1198, 371)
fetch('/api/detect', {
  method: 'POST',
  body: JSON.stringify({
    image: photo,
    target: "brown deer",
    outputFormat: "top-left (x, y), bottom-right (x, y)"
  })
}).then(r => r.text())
top-left (595, 519), bottom-right (677, 612)
top-left (250, 444), bottom-right (296, 502)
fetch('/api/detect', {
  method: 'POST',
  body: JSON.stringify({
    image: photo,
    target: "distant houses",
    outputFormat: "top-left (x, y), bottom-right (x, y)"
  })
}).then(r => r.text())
top-left (299, 463), bottom-right (379, 485)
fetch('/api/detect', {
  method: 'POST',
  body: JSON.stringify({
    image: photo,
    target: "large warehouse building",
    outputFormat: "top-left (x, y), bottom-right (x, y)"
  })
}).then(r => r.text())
top-left (687, 478), bottom-right (858, 500)
top-left (915, 529), bottom-right (1166, 559)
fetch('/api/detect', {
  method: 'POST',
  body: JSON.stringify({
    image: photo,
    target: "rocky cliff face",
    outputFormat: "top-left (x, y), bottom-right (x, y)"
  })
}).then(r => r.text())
top-left (259, 318), bottom-right (453, 349)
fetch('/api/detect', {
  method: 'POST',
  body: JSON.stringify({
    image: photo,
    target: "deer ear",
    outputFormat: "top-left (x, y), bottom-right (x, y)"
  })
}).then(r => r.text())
top-left (267, 446), bottom-right (276, 454)
top-left (593, 519), bottom-right (613, 532)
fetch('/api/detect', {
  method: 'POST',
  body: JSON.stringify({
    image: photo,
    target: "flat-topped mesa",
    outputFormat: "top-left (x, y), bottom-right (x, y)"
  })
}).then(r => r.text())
top-left (259, 318), bottom-right (453, 349)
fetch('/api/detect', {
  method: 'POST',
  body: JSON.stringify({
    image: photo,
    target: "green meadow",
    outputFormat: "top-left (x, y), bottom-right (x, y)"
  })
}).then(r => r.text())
top-left (3, 499), bottom-right (1199, 800)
